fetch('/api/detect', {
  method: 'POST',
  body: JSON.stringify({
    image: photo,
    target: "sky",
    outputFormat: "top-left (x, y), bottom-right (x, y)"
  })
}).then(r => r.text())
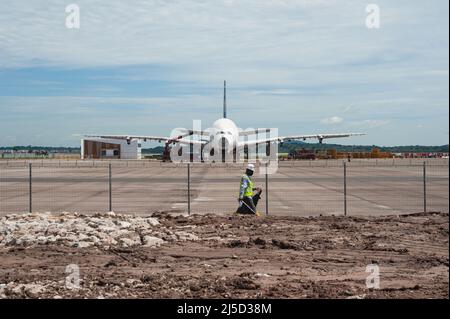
top-left (0, 0), bottom-right (448, 147)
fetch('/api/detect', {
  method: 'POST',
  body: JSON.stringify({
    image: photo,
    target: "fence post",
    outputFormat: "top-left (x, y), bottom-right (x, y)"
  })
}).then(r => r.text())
top-left (423, 161), bottom-right (427, 213)
top-left (108, 163), bottom-right (112, 212)
top-left (265, 162), bottom-right (269, 215)
top-left (343, 161), bottom-right (347, 216)
top-left (187, 163), bottom-right (191, 215)
top-left (29, 163), bottom-right (32, 213)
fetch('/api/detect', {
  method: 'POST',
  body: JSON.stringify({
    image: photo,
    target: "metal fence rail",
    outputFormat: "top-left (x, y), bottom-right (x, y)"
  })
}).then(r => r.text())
top-left (0, 160), bottom-right (448, 216)
top-left (0, 158), bottom-right (448, 169)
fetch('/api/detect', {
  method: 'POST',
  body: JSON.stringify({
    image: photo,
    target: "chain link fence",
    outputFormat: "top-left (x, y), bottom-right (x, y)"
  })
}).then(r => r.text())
top-left (0, 159), bottom-right (448, 216)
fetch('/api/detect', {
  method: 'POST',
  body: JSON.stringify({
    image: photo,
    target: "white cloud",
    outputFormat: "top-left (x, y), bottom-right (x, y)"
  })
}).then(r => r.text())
top-left (0, 0), bottom-right (447, 98)
top-left (0, 1), bottom-right (448, 146)
top-left (0, 0), bottom-right (342, 70)
top-left (426, 70), bottom-right (449, 76)
top-left (0, 0), bottom-right (446, 84)
top-left (321, 116), bottom-right (343, 125)
top-left (357, 119), bottom-right (390, 128)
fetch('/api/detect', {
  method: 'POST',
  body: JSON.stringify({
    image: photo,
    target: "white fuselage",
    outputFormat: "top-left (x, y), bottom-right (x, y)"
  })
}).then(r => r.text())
top-left (210, 118), bottom-right (239, 152)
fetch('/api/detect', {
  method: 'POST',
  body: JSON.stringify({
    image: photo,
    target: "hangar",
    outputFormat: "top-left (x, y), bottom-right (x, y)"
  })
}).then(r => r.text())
top-left (81, 137), bottom-right (141, 160)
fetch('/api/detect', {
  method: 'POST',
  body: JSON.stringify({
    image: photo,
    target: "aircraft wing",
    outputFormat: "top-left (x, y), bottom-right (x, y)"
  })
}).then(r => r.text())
top-left (238, 133), bottom-right (365, 148)
top-left (178, 129), bottom-right (211, 136)
top-left (238, 129), bottom-right (272, 137)
top-left (85, 135), bottom-right (171, 142)
top-left (84, 135), bottom-right (206, 146)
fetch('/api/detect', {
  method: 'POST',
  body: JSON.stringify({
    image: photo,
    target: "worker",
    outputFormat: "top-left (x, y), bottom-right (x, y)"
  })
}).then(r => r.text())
top-left (236, 164), bottom-right (262, 216)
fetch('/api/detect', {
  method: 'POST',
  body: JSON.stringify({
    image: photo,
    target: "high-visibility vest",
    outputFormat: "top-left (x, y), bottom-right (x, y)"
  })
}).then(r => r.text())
top-left (240, 174), bottom-right (254, 197)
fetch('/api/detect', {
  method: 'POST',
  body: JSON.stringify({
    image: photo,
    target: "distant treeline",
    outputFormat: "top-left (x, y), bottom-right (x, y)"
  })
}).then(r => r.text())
top-left (142, 143), bottom-right (450, 154)
top-left (279, 142), bottom-right (449, 153)
top-left (1, 144), bottom-right (448, 154)
top-left (0, 146), bottom-right (80, 153)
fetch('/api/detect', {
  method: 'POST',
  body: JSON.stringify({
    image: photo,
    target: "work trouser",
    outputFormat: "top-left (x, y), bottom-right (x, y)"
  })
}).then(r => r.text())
top-left (236, 192), bottom-right (261, 215)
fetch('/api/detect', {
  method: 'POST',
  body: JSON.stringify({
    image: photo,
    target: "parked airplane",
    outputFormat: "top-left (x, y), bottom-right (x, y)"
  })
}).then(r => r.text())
top-left (87, 82), bottom-right (364, 161)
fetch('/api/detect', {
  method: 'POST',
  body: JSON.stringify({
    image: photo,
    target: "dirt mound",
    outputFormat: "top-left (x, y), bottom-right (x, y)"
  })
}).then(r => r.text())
top-left (0, 212), bottom-right (448, 299)
top-left (0, 212), bottom-right (199, 249)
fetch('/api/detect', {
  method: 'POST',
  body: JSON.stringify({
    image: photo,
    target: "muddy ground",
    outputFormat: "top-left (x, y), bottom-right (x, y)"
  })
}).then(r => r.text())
top-left (0, 211), bottom-right (448, 299)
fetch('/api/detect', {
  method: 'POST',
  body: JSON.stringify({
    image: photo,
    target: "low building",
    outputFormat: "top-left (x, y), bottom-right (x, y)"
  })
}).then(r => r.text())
top-left (81, 138), bottom-right (141, 160)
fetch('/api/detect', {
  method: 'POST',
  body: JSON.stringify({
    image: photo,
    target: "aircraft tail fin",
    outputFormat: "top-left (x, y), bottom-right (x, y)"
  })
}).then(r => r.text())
top-left (223, 80), bottom-right (227, 118)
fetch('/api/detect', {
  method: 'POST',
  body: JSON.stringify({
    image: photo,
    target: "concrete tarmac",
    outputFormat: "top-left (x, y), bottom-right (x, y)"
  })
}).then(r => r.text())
top-left (0, 159), bottom-right (448, 216)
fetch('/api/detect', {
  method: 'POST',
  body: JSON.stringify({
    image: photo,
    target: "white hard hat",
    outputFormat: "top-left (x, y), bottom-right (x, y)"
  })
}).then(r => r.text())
top-left (247, 164), bottom-right (255, 171)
